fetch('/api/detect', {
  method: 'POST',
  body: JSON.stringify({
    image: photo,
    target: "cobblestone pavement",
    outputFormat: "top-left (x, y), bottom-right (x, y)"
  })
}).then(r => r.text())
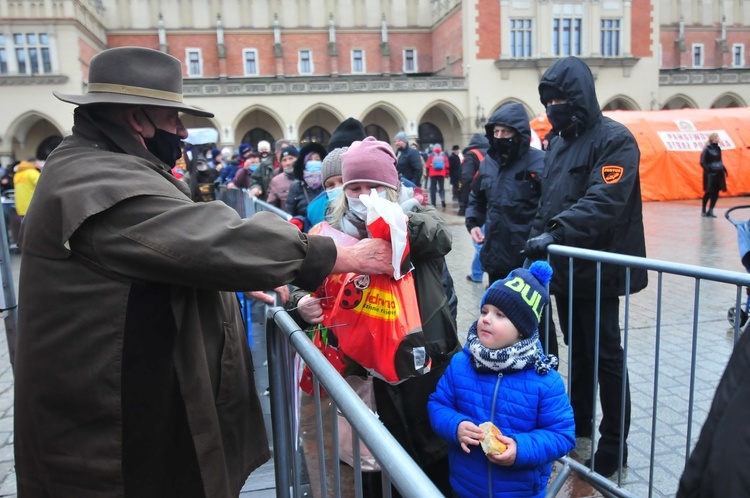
top-left (3, 195), bottom-right (750, 497)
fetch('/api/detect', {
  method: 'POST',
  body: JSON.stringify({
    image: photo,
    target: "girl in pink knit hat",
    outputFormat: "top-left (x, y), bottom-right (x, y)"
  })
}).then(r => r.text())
top-left (291, 135), bottom-right (461, 496)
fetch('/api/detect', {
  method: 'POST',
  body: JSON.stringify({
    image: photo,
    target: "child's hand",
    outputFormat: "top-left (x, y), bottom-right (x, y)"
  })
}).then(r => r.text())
top-left (457, 421), bottom-right (484, 453)
top-left (487, 434), bottom-right (517, 466)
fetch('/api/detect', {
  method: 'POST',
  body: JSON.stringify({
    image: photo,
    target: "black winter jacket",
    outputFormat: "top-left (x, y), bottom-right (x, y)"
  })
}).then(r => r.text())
top-left (677, 328), bottom-right (750, 498)
top-left (458, 134), bottom-right (490, 209)
top-left (530, 57), bottom-right (648, 298)
top-left (396, 146), bottom-right (424, 186)
top-left (465, 103), bottom-right (544, 279)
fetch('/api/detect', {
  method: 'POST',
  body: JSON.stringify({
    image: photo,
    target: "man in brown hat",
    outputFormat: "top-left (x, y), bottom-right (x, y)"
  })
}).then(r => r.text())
top-left (13, 46), bottom-right (392, 497)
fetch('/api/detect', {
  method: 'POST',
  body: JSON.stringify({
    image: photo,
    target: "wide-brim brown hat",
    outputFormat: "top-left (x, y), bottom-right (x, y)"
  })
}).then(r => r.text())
top-left (54, 46), bottom-right (214, 117)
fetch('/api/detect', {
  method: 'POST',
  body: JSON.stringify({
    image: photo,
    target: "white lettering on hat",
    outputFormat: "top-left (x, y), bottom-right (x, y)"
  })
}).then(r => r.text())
top-left (505, 277), bottom-right (543, 321)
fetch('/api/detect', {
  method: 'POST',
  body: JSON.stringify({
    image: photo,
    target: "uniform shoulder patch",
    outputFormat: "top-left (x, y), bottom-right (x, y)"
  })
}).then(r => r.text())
top-left (602, 165), bottom-right (624, 184)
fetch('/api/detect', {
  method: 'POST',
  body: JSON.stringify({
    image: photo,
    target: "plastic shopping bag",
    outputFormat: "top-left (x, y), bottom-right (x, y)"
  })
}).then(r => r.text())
top-left (360, 189), bottom-right (412, 279)
top-left (309, 196), bottom-right (429, 383)
top-left (298, 325), bottom-right (350, 397)
top-left (324, 271), bottom-right (429, 383)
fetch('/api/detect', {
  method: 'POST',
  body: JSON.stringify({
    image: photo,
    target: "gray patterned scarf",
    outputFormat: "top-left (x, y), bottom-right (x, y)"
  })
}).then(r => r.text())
top-left (466, 321), bottom-right (559, 375)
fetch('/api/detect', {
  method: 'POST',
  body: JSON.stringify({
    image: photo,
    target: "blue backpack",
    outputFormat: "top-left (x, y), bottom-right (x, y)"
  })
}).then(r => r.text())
top-left (433, 154), bottom-right (445, 170)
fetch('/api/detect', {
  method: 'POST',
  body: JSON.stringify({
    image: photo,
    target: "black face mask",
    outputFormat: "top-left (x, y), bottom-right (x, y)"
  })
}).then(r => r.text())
top-left (493, 137), bottom-right (520, 162)
top-left (141, 109), bottom-right (183, 168)
top-left (546, 102), bottom-right (577, 133)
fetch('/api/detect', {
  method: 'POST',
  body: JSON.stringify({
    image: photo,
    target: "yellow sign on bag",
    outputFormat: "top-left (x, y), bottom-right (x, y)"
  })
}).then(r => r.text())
top-left (355, 286), bottom-right (400, 321)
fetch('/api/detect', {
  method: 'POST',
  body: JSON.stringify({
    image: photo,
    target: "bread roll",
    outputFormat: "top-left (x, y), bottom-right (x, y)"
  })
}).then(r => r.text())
top-left (478, 421), bottom-right (507, 456)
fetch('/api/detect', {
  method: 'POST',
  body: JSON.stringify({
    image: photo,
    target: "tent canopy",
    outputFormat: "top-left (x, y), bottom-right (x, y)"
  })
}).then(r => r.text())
top-left (530, 108), bottom-right (750, 201)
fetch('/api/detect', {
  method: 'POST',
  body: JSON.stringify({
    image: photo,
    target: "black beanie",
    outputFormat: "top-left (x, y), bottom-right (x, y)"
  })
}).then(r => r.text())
top-left (327, 118), bottom-right (366, 153)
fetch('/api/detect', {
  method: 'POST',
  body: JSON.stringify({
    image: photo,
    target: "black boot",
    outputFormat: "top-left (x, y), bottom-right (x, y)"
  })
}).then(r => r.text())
top-left (708, 209), bottom-right (717, 218)
top-left (585, 445), bottom-right (628, 477)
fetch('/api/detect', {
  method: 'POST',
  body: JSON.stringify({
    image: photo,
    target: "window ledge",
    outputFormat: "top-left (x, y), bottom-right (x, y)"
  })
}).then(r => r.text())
top-left (494, 56), bottom-right (640, 79)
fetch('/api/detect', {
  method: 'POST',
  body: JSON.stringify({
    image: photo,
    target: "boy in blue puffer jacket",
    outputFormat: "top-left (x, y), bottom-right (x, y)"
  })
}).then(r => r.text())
top-left (428, 261), bottom-right (575, 497)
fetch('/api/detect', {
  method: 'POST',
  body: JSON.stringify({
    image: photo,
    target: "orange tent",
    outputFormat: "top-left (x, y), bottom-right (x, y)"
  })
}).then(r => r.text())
top-left (530, 108), bottom-right (750, 201)
top-left (530, 113), bottom-right (553, 143)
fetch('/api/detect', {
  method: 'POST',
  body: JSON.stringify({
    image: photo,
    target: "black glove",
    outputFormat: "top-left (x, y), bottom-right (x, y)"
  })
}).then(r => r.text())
top-left (522, 233), bottom-right (557, 260)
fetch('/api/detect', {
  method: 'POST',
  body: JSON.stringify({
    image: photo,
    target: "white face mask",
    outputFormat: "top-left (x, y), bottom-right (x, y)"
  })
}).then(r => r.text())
top-left (346, 189), bottom-right (387, 220)
top-left (346, 195), bottom-right (368, 220)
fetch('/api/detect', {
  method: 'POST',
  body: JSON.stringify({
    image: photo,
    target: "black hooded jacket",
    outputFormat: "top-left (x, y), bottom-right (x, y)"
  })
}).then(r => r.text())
top-left (465, 103), bottom-right (545, 279)
top-left (458, 133), bottom-right (490, 209)
top-left (530, 57), bottom-right (648, 297)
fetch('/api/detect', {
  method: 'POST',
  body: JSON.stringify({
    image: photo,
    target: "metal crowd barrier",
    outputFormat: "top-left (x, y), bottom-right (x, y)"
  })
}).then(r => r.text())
top-left (542, 243), bottom-right (750, 498)
top-left (266, 306), bottom-right (444, 498)
top-left (216, 185), bottom-right (292, 221)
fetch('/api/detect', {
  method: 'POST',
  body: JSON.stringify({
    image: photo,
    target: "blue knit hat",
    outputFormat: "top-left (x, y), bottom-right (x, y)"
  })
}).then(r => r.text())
top-left (480, 261), bottom-right (553, 338)
top-left (239, 143), bottom-right (252, 156)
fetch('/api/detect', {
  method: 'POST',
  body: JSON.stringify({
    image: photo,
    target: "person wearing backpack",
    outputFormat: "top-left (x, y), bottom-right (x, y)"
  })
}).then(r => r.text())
top-left (458, 134), bottom-right (490, 216)
top-left (426, 145), bottom-right (450, 208)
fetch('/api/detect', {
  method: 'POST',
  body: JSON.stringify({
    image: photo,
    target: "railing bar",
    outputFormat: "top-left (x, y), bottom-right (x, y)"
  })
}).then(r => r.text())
top-left (549, 244), bottom-right (750, 286)
top-left (684, 279), bottom-right (701, 468)
top-left (331, 399), bottom-right (342, 498)
top-left (617, 267), bottom-right (631, 486)
top-left (590, 262), bottom-right (602, 471)
top-left (648, 271), bottom-right (664, 498)
top-left (267, 316), bottom-right (292, 498)
top-left (313, 378), bottom-right (328, 498)
top-left (734, 285), bottom-right (743, 343)
top-left (353, 431), bottom-right (363, 498)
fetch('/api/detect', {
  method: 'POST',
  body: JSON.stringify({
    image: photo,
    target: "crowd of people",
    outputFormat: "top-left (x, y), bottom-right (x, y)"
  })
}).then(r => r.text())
top-left (13, 44), bottom-right (695, 498)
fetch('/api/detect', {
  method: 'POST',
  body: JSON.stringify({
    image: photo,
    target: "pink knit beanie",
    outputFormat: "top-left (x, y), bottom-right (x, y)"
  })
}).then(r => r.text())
top-left (341, 136), bottom-right (399, 190)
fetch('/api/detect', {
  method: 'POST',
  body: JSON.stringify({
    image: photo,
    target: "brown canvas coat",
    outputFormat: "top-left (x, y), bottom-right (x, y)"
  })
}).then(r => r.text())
top-left (14, 108), bottom-right (336, 497)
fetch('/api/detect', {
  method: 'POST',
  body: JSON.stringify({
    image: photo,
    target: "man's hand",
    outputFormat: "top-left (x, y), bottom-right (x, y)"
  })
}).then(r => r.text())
top-left (470, 226), bottom-right (485, 244)
top-left (297, 295), bottom-right (324, 324)
top-left (274, 285), bottom-right (290, 304)
top-left (332, 238), bottom-right (393, 276)
top-left (246, 286), bottom-right (289, 305)
top-left (249, 187), bottom-right (262, 197)
top-left (522, 233), bottom-right (556, 259)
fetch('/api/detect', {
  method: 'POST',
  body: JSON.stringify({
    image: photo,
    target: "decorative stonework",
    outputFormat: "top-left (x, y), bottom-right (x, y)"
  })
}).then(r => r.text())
top-left (181, 77), bottom-right (465, 97)
top-left (494, 56), bottom-right (640, 80)
top-left (0, 75), bottom-right (69, 85)
top-left (659, 69), bottom-right (750, 86)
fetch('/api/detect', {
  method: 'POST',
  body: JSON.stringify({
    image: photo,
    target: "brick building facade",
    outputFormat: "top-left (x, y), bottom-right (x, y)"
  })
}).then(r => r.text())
top-left (1, 0), bottom-right (749, 164)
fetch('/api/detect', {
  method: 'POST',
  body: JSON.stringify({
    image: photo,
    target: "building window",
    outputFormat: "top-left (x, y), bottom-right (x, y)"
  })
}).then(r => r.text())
top-left (553, 17), bottom-right (582, 56)
top-left (733, 44), bottom-right (744, 68)
top-left (13, 32), bottom-right (52, 75)
top-left (186, 49), bottom-right (202, 77)
top-left (0, 34), bottom-right (7, 74)
top-left (403, 49), bottom-right (417, 73)
top-left (510, 19), bottom-right (532, 58)
top-left (298, 50), bottom-right (313, 74)
top-left (600, 19), bottom-right (620, 56)
top-left (351, 49), bottom-right (365, 73)
top-left (692, 44), bottom-right (704, 68)
top-left (243, 49), bottom-right (259, 75)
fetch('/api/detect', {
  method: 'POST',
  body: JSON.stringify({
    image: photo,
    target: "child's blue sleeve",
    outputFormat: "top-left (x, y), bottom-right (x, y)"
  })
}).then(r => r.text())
top-left (512, 374), bottom-right (576, 469)
top-left (428, 361), bottom-right (471, 445)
